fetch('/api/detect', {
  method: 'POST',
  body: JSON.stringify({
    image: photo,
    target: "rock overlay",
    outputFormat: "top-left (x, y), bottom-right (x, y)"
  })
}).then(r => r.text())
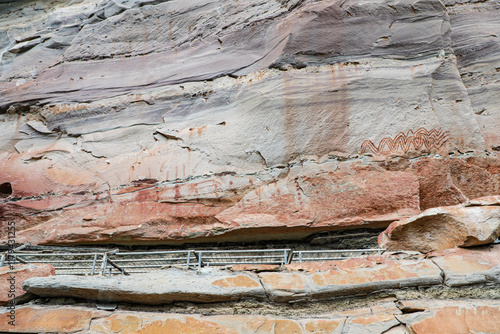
top-left (23, 268), bottom-right (266, 304)
top-left (0, 0), bottom-right (500, 245)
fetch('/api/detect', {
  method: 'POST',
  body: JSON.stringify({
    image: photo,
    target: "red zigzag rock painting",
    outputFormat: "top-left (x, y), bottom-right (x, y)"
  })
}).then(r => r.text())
top-left (360, 128), bottom-right (450, 155)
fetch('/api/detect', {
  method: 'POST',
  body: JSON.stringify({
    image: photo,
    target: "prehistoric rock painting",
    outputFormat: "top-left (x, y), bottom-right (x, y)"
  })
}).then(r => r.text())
top-left (360, 128), bottom-right (449, 155)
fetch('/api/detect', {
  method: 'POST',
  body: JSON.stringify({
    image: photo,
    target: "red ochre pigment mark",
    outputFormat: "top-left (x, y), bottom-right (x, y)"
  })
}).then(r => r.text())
top-left (360, 128), bottom-right (449, 155)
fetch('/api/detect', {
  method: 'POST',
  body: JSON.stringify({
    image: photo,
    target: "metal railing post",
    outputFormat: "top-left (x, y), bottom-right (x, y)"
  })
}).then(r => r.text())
top-left (0, 253), bottom-right (5, 267)
top-left (100, 253), bottom-right (108, 275)
top-left (299, 252), bottom-right (303, 263)
top-left (91, 254), bottom-right (98, 275)
top-left (198, 251), bottom-right (203, 268)
top-left (186, 251), bottom-right (191, 268)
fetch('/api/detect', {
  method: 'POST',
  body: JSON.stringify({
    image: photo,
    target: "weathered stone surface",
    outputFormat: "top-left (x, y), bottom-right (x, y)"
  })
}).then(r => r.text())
top-left (19, 247), bottom-right (498, 305)
top-left (90, 313), bottom-right (240, 334)
top-left (445, 0), bottom-right (500, 152)
top-left (259, 272), bottom-right (310, 302)
top-left (1, 160), bottom-right (423, 245)
top-left (287, 257), bottom-right (442, 300)
top-left (431, 244), bottom-right (500, 286)
top-left (2, 300), bottom-right (500, 333)
top-left (341, 313), bottom-right (400, 334)
top-left (0, 306), bottom-right (107, 333)
top-left (301, 319), bottom-right (345, 333)
top-left (401, 302), bottom-right (500, 334)
top-left (22, 268), bottom-right (265, 304)
top-left (1, 0), bottom-right (500, 246)
top-left (408, 157), bottom-right (500, 210)
top-left (0, 263), bottom-right (54, 306)
top-left (215, 164), bottom-right (420, 234)
top-left (379, 199), bottom-right (500, 253)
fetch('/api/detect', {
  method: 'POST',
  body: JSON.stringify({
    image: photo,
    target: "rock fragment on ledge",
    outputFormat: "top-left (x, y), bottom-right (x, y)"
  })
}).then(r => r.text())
top-left (379, 196), bottom-right (500, 253)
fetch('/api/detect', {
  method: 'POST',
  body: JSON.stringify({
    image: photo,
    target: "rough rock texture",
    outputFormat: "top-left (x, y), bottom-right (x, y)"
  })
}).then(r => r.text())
top-left (23, 268), bottom-right (266, 305)
top-left (22, 246), bottom-right (500, 305)
top-left (431, 244), bottom-right (500, 287)
top-left (261, 256), bottom-right (443, 302)
top-left (1, 0), bottom-right (500, 332)
top-left (397, 300), bottom-right (500, 334)
top-left (1, 300), bottom-right (499, 334)
top-left (379, 197), bottom-right (500, 253)
top-left (1, 0), bottom-right (500, 245)
top-left (0, 263), bottom-right (55, 306)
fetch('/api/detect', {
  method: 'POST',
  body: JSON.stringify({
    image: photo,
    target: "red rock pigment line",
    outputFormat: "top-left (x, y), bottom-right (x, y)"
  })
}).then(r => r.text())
top-left (360, 128), bottom-right (450, 155)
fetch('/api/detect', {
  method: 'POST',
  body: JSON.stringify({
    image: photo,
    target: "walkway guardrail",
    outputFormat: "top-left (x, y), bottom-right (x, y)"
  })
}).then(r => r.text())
top-left (0, 247), bottom-right (385, 276)
top-left (290, 249), bottom-right (384, 263)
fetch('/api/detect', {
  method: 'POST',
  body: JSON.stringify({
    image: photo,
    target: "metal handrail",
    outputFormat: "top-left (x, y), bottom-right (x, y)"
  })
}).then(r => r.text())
top-left (1, 247), bottom-right (385, 275)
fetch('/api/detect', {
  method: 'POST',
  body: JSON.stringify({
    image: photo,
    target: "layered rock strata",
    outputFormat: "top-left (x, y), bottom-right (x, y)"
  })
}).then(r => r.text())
top-left (1, 0), bottom-right (500, 245)
top-left (21, 245), bottom-right (500, 305)
top-left (1, 300), bottom-right (499, 333)
top-left (0, 246), bottom-right (496, 333)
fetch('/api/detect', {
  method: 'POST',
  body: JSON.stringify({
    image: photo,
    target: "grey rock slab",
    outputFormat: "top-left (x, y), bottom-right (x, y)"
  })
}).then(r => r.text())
top-left (22, 268), bottom-right (266, 305)
top-left (341, 314), bottom-right (401, 334)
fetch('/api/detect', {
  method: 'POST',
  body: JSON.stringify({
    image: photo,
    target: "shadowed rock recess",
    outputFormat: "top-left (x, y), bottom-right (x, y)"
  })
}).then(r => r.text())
top-left (1, 0), bottom-right (500, 332)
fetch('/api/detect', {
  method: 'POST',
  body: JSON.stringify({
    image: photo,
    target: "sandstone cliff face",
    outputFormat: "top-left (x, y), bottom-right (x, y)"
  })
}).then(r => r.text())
top-left (1, 0), bottom-right (500, 245)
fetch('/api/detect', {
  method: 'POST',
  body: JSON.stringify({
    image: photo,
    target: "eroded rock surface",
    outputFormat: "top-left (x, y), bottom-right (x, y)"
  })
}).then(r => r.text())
top-left (379, 197), bottom-right (500, 253)
top-left (1, 300), bottom-right (499, 334)
top-left (430, 244), bottom-right (500, 286)
top-left (23, 268), bottom-right (266, 305)
top-left (22, 246), bottom-right (500, 305)
top-left (0, 263), bottom-right (55, 306)
top-left (1, 0), bottom-right (500, 245)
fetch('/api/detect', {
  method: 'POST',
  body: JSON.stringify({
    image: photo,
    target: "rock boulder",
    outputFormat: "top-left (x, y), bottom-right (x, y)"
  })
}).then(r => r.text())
top-left (379, 198), bottom-right (500, 253)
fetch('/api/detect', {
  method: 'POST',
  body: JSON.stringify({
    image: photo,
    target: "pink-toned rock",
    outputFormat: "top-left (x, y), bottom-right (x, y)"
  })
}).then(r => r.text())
top-left (5, 155), bottom-right (500, 247)
top-left (216, 163), bottom-right (420, 233)
top-left (341, 313), bottom-right (400, 334)
top-left (0, 306), bottom-right (106, 333)
top-left (379, 200), bottom-right (500, 253)
top-left (0, 0), bottom-right (500, 251)
top-left (23, 268), bottom-right (266, 305)
top-left (2, 161), bottom-right (420, 246)
top-left (406, 304), bottom-right (500, 334)
top-left (0, 263), bottom-right (55, 306)
top-left (260, 257), bottom-right (442, 302)
top-left (302, 258), bottom-right (442, 299)
top-left (90, 313), bottom-right (240, 334)
top-left (409, 157), bottom-right (500, 210)
top-left (430, 244), bottom-right (500, 286)
top-left (2, 301), bottom-right (500, 334)
top-left (301, 319), bottom-right (345, 333)
top-left (259, 272), bottom-right (309, 302)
